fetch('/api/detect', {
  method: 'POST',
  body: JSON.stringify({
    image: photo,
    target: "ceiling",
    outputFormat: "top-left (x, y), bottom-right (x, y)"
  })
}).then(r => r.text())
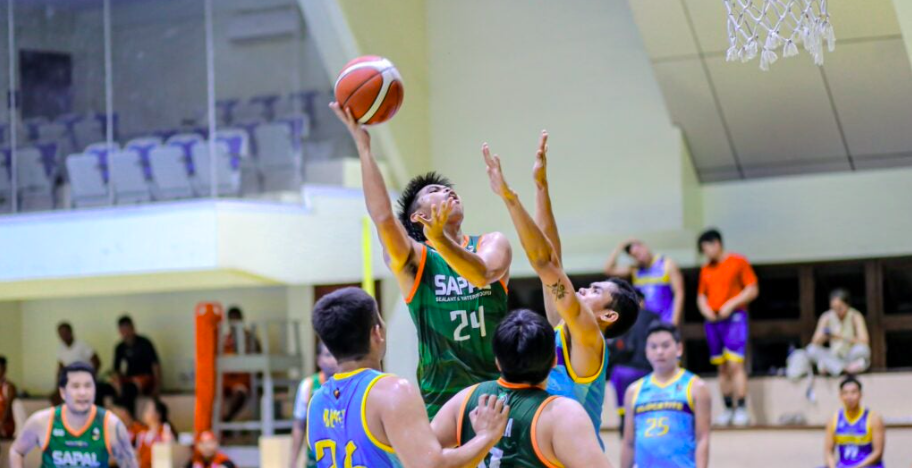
top-left (629, 0), bottom-right (912, 182)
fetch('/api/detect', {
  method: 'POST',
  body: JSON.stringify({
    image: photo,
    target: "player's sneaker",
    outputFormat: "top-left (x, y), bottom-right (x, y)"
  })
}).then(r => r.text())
top-left (732, 407), bottom-right (751, 427)
top-left (714, 408), bottom-right (733, 426)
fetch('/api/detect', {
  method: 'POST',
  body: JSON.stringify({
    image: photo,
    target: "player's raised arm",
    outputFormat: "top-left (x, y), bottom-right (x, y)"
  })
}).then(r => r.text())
top-left (414, 199), bottom-right (512, 289)
top-left (330, 103), bottom-right (418, 273)
top-left (376, 377), bottom-right (508, 468)
top-left (483, 142), bottom-right (602, 353)
top-left (531, 131), bottom-right (564, 327)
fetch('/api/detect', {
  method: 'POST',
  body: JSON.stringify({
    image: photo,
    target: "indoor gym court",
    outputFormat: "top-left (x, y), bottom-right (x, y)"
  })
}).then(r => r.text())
top-left (0, 0), bottom-right (911, 467)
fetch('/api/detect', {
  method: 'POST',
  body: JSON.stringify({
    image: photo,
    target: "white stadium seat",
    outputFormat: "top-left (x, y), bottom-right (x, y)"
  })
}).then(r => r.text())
top-left (66, 153), bottom-right (109, 208)
top-left (253, 122), bottom-right (302, 192)
top-left (16, 147), bottom-right (55, 211)
top-left (109, 149), bottom-right (152, 204)
top-left (191, 141), bottom-right (240, 196)
top-left (149, 146), bottom-right (194, 200)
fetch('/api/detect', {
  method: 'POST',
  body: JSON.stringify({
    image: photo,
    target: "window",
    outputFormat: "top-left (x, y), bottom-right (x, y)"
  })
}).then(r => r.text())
top-left (885, 331), bottom-right (912, 369)
top-left (883, 261), bottom-right (912, 316)
top-left (751, 266), bottom-right (800, 320)
top-left (683, 339), bottom-right (714, 375)
top-left (751, 335), bottom-right (801, 375)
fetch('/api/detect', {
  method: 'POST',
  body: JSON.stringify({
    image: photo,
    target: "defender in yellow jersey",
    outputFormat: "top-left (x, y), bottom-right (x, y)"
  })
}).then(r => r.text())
top-left (9, 363), bottom-right (137, 468)
top-left (306, 287), bottom-right (509, 468)
top-left (330, 102), bottom-right (512, 418)
top-left (433, 310), bottom-right (612, 468)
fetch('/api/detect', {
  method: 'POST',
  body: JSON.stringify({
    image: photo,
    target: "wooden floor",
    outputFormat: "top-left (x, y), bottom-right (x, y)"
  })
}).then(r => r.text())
top-left (600, 427), bottom-right (912, 468)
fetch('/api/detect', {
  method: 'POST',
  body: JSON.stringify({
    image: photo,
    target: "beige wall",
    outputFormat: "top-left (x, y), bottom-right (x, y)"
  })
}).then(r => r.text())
top-left (16, 287), bottom-right (289, 393)
top-left (702, 166), bottom-right (912, 264)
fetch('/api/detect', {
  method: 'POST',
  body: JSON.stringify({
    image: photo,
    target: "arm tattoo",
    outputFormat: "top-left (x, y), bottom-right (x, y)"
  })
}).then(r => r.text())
top-left (112, 421), bottom-right (139, 468)
top-left (547, 281), bottom-right (568, 300)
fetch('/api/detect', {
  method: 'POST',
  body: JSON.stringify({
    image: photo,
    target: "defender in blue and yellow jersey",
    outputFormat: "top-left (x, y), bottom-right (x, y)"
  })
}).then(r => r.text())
top-left (621, 323), bottom-right (711, 468)
top-left (825, 377), bottom-right (885, 468)
top-left (481, 132), bottom-right (639, 442)
top-left (307, 287), bottom-right (507, 468)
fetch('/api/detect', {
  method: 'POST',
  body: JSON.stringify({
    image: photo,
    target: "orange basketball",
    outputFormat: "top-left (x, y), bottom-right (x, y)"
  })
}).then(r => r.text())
top-left (334, 56), bottom-right (404, 125)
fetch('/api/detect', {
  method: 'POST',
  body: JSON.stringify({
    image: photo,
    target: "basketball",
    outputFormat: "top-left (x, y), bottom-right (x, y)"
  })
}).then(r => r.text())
top-left (334, 55), bottom-right (404, 125)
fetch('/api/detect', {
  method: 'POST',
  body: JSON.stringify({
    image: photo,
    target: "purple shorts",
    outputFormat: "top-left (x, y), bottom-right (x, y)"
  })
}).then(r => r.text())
top-left (609, 365), bottom-right (650, 414)
top-left (705, 310), bottom-right (748, 365)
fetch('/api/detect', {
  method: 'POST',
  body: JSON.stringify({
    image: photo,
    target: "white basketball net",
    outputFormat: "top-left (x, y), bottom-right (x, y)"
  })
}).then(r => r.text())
top-left (724, 0), bottom-right (835, 70)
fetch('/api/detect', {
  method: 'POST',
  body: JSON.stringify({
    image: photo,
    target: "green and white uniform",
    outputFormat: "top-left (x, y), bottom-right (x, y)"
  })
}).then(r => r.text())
top-left (42, 405), bottom-right (112, 468)
top-left (405, 235), bottom-right (509, 418)
top-left (458, 379), bottom-right (560, 468)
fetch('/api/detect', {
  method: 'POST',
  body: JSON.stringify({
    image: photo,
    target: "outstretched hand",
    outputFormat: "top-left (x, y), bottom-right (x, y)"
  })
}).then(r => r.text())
top-left (532, 130), bottom-right (549, 189)
top-left (482, 143), bottom-right (515, 200)
top-left (329, 102), bottom-right (370, 149)
top-left (414, 199), bottom-right (456, 242)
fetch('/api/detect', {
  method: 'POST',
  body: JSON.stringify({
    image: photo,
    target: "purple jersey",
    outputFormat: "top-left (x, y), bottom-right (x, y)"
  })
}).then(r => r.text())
top-left (632, 255), bottom-right (675, 323)
top-left (834, 407), bottom-right (883, 468)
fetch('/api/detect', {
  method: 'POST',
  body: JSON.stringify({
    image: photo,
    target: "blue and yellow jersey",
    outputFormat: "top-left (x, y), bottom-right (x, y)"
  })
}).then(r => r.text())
top-left (545, 324), bottom-right (608, 439)
top-left (631, 369), bottom-right (698, 468)
top-left (632, 255), bottom-right (675, 324)
top-left (306, 368), bottom-right (403, 468)
top-left (833, 407), bottom-right (883, 468)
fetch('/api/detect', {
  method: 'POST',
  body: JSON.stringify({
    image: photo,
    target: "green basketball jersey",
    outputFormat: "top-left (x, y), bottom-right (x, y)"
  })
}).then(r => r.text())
top-left (42, 405), bottom-right (111, 468)
top-left (458, 380), bottom-right (559, 468)
top-left (405, 235), bottom-right (509, 418)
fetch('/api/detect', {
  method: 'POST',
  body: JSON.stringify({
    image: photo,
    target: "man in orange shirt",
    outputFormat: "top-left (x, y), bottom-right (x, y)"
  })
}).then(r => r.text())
top-left (697, 229), bottom-right (759, 427)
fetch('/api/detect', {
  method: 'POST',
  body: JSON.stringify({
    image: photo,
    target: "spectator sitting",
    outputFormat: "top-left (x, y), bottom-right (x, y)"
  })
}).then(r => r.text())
top-left (187, 430), bottom-right (236, 468)
top-left (113, 315), bottom-right (162, 416)
top-left (222, 306), bottom-right (261, 422)
top-left (0, 355), bottom-right (16, 439)
top-left (787, 289), bottom-right (871, 379)
top-left (110, 404), bottom-right (147, 445)
top-left (135, 399), bottom-right (176, 468)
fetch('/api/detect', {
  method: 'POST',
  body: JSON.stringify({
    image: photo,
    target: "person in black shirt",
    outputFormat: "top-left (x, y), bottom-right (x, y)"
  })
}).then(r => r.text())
top-left (112, 315), bottom-right (162, 416)
top-left (608, 290), bottom-right (660, 434)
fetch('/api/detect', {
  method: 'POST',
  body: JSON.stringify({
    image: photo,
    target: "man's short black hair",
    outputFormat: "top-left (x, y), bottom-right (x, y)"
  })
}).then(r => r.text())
top-left (312, 287), bottom-right (380, 362)
top-left (0, 356), bottom-right (6, 367)
top-left (493, 309), bottom-right (555, 385)
top-left (602, 278), bottom-right (640, 339)
top-left (58, 322), bottom-right (73, 332)
top-left (227, 306), bottom-right (243, 320)
top-left (830, 288), bottom-right (851, 306)
top-left (58, 362), bottom-right (96, 389)
top-left (646, 322), bottom-right (682, 343)
top-left (697, 228), bottom-right (723, 252)
top-left (396, 172), bottom-right (453, 243)
top-left (840, 376), bottom-right (862, 391)
top-left (117, 315), bottom-right (134, 328)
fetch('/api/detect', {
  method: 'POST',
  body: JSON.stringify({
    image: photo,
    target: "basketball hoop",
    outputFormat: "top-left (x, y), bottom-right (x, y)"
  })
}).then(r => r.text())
top-left (724, 0), bottom-right (835, 71)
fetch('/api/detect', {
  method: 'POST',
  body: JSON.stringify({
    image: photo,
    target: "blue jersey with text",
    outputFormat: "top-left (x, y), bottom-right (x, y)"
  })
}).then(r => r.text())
top-left (834, 407), bottom-right (883, 468)
top-left (546, 324), bottom-right (608, 440)
top-left (631, 369), bottom-right (698, 468)
top-left (307, 368), bottom-right (403, 468)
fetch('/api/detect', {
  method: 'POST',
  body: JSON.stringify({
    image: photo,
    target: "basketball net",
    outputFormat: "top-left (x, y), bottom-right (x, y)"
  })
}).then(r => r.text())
top-left (724, 0), bottom-right (835, 70)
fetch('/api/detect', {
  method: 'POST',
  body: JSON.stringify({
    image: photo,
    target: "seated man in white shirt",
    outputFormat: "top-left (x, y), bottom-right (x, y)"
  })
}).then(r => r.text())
top-left (787, 289), bottom-right (871, 379)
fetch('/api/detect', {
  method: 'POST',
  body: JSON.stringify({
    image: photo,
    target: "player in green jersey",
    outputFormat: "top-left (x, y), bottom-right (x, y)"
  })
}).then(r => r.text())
top-left (9, 362), bottom-right (137, 468)
top-left (331, 103), bottom-right (513, 418)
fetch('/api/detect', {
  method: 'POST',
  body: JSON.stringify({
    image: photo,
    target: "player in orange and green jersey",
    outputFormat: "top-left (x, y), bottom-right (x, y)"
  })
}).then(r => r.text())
top-left (330, 103), bottom-right (512, 418)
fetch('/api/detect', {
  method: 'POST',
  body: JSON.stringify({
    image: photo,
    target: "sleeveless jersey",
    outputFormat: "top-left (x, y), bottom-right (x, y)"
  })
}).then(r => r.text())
top-left (305, 372), bottom-right (325, 468)
top-left (631, 255), bottom-right (675, 323)
top-left (405, 235), bottom-right (509, 417)
top-left (458, 379), bottom-right (560, 468)
top-left (307, 368), bottom-right (402, 468)
top-left (833, 408), bottom-right (883, 468)
top-left (42, 405), bottom-right (112, 468)
top-left (545, 324), bottom-right (608, 439)
top-left (631, 369), bottom-right (698, 468)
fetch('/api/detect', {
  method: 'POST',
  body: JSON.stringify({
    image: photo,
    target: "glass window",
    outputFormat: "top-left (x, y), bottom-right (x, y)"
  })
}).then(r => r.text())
top-left (814, 262), bottom-right (867, 316)
top-left (683, 339), bottom-right (714, 375)
top-left (751, 266), bottom-right (800, 320)
top-left (883, 260), bottom-right (912, 316)
top-left (885, 331), bottom-right (912, 368)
